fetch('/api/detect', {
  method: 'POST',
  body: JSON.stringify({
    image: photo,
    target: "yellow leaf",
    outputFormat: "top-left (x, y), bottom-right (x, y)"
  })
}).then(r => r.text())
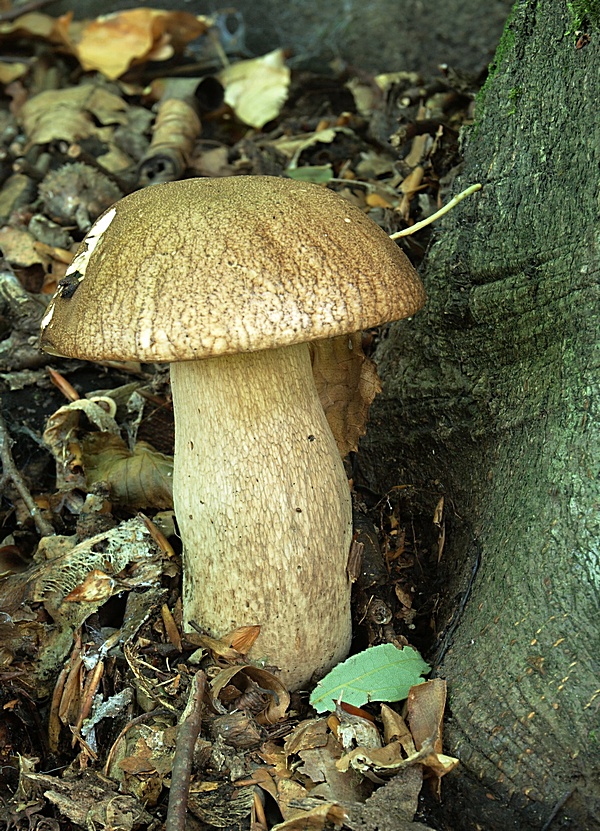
top-left (63, 10), bottom-right (210, 80)
top-left (219, 49), bottom-right (290, 129)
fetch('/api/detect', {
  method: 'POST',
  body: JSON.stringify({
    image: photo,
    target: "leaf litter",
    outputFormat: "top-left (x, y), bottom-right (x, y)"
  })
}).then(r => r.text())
top-left (0, 4), bottom-right (482, 830)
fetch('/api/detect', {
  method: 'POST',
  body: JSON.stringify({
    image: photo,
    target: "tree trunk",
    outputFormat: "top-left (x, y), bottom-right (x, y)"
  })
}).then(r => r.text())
top-left (362, 3), bottom-right (600, 829)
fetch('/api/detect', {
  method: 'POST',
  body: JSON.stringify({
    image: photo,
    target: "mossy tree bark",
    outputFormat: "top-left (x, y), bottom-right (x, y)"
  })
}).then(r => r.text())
top-left (363, 3), bottom-right (599, 829)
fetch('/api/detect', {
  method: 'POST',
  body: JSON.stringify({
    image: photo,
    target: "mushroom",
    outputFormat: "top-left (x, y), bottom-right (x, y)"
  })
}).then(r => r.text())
top-left (40, 176), bottom-right (425, 690)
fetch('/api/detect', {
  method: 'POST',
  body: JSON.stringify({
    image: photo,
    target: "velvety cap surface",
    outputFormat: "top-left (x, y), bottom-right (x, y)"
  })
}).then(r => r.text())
top-left (40, 176), bottom-right (425, 362)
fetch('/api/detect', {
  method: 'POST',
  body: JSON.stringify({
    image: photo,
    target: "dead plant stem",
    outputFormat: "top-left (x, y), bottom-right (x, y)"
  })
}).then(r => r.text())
top-left (0, 408), bottom-right (54, 538)
top-left (165, 670), bottom-right (207, 831)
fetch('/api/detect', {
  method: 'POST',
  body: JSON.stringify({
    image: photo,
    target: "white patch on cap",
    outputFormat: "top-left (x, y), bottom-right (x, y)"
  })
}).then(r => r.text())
top-left (139, 327), bottom-right (153, 350)
top-left (40, 302), bottom-right (55, 330)
top-left (64, 206), bottom-right (117, 282)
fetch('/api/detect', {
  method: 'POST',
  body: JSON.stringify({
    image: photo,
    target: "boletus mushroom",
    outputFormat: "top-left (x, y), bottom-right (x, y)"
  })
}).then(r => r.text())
top-left (40, 176), bottom-right (425, 690)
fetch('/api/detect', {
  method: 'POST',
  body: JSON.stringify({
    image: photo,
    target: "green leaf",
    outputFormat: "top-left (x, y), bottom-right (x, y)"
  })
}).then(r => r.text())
top-left (310, 644), bottom-right (430, 714)
top-left (286, 164), bottom-right (334, 184)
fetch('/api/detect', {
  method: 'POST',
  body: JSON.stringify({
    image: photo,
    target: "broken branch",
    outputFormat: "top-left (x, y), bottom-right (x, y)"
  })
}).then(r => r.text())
top-left (165, 670), bottom-right (207, 831)
top-left (0, 407), bottom-right (54, 538)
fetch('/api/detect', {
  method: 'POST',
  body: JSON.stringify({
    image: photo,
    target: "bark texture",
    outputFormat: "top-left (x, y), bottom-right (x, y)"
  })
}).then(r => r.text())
top-left (171, 343), bottom-right (353, 691)
top-left (362, 3), bottom-right (600, 829)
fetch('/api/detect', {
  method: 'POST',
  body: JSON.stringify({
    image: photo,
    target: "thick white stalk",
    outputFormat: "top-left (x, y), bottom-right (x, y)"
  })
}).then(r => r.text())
top-left (171, 342), bottom-right (353, 690)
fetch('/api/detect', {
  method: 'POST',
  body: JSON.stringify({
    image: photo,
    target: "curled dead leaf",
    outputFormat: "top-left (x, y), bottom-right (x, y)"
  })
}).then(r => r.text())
top-left (20, 85), bottom-right (128, 149)
top-left (407, 678), bottom-right (458, 794)
top-left (58, 10), bottom-right (210, 80)
top-left (270, 800), bottom-right (347, 831)
top-left (189, 624), bottom-right (260, 662)
top-left (43, 398), bottom-right (120, 490)
top-left (210, 664), bottom-right (290, 725)
top-left (310, 333), bottom-right (382, 457)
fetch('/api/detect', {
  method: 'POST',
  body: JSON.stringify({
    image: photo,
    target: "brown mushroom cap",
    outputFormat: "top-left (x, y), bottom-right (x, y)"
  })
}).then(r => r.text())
top-left (40, 175), bottom-right (425, 362)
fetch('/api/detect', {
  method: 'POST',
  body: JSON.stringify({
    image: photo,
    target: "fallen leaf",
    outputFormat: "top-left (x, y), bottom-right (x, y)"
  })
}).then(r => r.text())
top-left (0, 226), bottom-right (48, 267)
top-left (20, 84), bottom-right (128, 148)
top-left (210, 664), bottom-right (290, 725)
top-left (271, 800), bottom-right (347, 831)
top-left (219, 49), bottom-right (290, 128)
top-left (273, 126), bottom-right (354, 167)
top-left (63, 568), bottom-right (117, 602)
top-left (43, 398), bottom-right (120, 490)
top-left (406, 679), bottom-right (458, 793)
top-left (59, 10), bottom-right (210, 80)
top-left (0, 61), bottom-right (29, 84)
top-left (310, 644), bottom-right (429, 714)
top-left (0, 11), bottom-right (68, 43)
top-left (285, 718), bottom-right (330, 757)
top-left (311, 333), bottom-right (382, 458)
top-left (82, 433), bottom-right (174, 509)
top-left (380, 703), bottom-right (415, 756)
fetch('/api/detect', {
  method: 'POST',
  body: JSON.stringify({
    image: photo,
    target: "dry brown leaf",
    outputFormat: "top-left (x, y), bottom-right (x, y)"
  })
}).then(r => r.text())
top-left (189, 624), bottom-right (259, 660)
top-left (43, 399), bottom-right (120, 490)
top-left (407, 679), bottom-right (459, 794)
top-left (302, 734), bottom-right (372, 806)
top-left (365, 191), bottom-right (394, 209)
top-left (277, 778), bottom-right (310, 820)
top-left (228, 624), bottom-right (261, 654)
top-left (82, 433), bottom-right (173, 510)
top-left (139, 97), bottom-right (201, 184)
top-left (189, 631), bottom-right (242, 662)
top-left (272, 126), bottom-right (354, 167)
top-left (380, 703), bottom-right (415, 755)
top-left (406, 679), bottom-right (445, 752)
top-left (270, 800), bottom-right (347, 831)
top-left (337, 740), bottom-right (405, 775)
top-left (284, 718), bottom-right (330, 756)
top-left (397, 165), bottom-right (425, 219)
top-left (345, 765), bottom-right (425, 829)
top-left (63, 568), bottom-right (118, 603)
top-left (311, 333), bottom-right (382, 457)
top-left (113, 724), bottom-right (174, 807)
top-left (161, 603), bottom-right (182, 651)
top-left (257, 741), bottom-right (293, 783)
top-left (219, 49), bottom-right (290, 129)
top-left (210, 664), bottom-right (290, 725)
top-left (20, 84), bottom-right (127, 148)
top-left (0, 226), bottom-right (48, 267)
top-left (58, 10), bottom-right (210, 80)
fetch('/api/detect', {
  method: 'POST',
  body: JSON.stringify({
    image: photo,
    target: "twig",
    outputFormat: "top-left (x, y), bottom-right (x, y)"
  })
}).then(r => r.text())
top-left (540, 788), bottom-right (576, 831)
top-left (389, 183), bottom-right (482, 239)
top-left (0, 408), bottom-right (54, 538)
top-left (165, 670), bottom-right (207, 831)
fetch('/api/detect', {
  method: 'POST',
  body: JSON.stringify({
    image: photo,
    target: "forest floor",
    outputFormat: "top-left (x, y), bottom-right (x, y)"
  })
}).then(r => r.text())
top-left (0, 6), bottom-right (488, 830)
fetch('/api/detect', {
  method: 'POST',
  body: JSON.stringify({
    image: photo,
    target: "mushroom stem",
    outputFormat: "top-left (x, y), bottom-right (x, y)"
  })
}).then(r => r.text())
top-left (171, 342), bottom-right (353, 690)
